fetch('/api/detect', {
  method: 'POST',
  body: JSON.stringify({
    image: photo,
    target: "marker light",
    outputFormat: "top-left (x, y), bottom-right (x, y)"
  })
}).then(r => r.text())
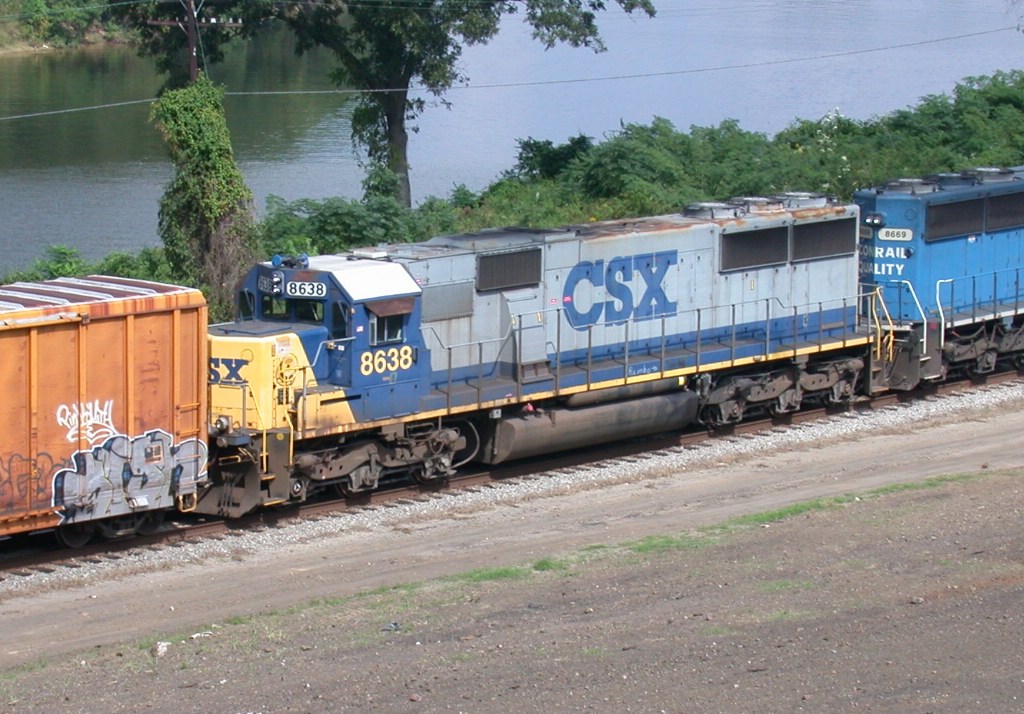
top-left (864, 212), bottom-right (886, 228)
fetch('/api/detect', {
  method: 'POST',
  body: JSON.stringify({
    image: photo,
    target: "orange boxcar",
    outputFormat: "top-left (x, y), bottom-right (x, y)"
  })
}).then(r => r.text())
top-left (0, 276), bottom-right (208, 545)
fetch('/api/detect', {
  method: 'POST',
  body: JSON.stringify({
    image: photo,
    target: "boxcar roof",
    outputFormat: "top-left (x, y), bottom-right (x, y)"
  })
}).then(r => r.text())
top-left (0, 276), bottom-right (202, 315)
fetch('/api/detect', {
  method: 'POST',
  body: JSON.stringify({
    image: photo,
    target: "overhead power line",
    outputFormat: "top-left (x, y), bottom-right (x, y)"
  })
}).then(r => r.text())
top-left (0, 24), bottom-right (1017, 123)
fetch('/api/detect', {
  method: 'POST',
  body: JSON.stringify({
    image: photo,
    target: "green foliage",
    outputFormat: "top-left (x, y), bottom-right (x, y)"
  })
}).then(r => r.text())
top-left (568, 118), bottom-right (693, 201)
top-left (511, 134), bottom-right (594, 180)
top-left (460, 177), bottom-right (593, 229)
top-left (95, 248), bottom-right (175, 283)
top-left (151, 74), bottom-right (258, 319)
top-left (11, 0), bottom-right (104, 47)
top-left (261, 194), bottom-right (430, 257)
top-left (0, 245), bottom-right (173, 284)
top-left (1, 245), bottom-right (91, 282)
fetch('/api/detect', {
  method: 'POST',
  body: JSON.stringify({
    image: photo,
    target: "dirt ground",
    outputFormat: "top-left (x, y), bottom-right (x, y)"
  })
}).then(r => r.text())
top-left (2, 395), bottom-right (1024, 713)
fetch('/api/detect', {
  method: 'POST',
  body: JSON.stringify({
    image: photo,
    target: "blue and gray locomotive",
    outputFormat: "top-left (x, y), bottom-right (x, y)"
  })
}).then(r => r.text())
top-left (197, 169), bottom-right (1024, 517)
top-left (200, 192), bottom-right (879, 516)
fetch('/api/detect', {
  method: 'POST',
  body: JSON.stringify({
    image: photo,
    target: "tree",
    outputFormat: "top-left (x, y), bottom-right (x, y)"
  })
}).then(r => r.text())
top-left (150, 74), bottom-right (259, 318)
top-left (108, 1), bottom-right (655, 206)
top-left (249, 0), bottom-right (656, 207)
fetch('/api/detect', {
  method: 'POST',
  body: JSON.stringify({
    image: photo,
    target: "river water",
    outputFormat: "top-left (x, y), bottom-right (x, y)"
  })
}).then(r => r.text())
top-left (0, 0), bottom-right (1021, 272)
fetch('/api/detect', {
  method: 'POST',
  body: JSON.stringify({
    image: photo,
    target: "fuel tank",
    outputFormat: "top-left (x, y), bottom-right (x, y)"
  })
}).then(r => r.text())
top-left (476, 390), bottom-right (699, 464)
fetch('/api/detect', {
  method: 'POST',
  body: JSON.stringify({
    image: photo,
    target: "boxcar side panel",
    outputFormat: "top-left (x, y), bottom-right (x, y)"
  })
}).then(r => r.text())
top-left (0, 280), bottom-right (209, 539)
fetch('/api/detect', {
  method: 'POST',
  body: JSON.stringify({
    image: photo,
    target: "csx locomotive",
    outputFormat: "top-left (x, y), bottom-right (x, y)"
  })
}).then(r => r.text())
top-left (3, 167), bottom-right (1024, 543)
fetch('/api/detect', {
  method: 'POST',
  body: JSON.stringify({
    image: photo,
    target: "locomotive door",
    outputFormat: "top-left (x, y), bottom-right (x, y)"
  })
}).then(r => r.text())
top-left (327, 300), bottom-right (353, 386)
top-left (505, 289), bottom-right (549, 382)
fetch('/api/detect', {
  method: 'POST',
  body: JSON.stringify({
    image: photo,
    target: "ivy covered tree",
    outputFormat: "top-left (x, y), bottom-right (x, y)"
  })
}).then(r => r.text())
top-left (150, 74), bottom-right (258, 318)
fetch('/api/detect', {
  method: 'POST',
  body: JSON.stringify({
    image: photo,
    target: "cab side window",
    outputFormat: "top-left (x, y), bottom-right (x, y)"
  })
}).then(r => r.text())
top-left (370, 314), bottom-right (404, 345)
top-left (239, 290), bottom-right (256, 319)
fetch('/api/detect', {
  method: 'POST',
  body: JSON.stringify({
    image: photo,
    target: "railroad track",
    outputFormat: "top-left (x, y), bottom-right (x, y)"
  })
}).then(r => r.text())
top-left (3, 372), bottom-right (1020, 581)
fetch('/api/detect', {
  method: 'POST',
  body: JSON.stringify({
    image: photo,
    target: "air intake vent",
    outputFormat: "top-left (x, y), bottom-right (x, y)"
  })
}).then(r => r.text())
top-left (477, 248), bottom-right (542, 292)
top-left (924, 172), bottom-right (976, 187)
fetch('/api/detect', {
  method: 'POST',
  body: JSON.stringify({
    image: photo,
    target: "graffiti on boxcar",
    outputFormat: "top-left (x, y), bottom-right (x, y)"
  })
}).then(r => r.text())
top-left (56, 399), bottom-right (118, 446)
top-left (0, 451), bottom-right (66, 515)
top-left (51, 429), bottom-right (208, 524)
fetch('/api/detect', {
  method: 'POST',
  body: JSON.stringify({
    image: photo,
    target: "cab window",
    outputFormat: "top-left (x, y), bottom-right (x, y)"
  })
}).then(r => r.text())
top-left (331, 303), bottom-right (349, 339)
top-left (294, 299), bottom-right (324, 323)
top-left (370, 314), bottom-right (404, 345)
top-left (239, 290), bottom-right (256, 319)
top-left (261, 295), bottom-right (289, 320)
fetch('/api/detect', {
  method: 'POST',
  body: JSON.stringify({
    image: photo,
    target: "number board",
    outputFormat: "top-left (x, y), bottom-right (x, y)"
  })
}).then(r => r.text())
top-left (284, 281), bottom-right (327, 298)
top-left (879, 228), bottom-right (913, 241)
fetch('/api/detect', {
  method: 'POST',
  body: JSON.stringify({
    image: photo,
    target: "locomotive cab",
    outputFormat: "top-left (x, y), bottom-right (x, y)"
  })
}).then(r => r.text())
top-left (201, 254), bottom-right (450, 518)
top-left (211, 253), bottom-right (430, 418)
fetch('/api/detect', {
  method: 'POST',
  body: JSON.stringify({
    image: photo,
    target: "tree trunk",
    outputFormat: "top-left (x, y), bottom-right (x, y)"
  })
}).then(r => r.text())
top-left (383, 90), bottom-right (412, 208)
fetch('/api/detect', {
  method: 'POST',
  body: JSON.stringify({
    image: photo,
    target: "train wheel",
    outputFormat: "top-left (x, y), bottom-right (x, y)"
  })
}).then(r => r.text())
top-left (56, 522), bottom-right (95, 548)
top-left (136, 510), bottom-right (166, 536)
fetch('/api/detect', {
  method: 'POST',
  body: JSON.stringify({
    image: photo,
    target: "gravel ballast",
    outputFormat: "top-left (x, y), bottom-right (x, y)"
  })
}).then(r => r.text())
top-left (1, 381), bottom-right (1023, 713)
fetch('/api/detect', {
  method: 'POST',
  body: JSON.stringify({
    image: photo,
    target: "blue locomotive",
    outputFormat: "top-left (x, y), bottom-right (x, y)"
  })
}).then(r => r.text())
top-left (855, 167), bottom-right (1024, 389)
top-left (196, 170), bottom-right (1024, 517)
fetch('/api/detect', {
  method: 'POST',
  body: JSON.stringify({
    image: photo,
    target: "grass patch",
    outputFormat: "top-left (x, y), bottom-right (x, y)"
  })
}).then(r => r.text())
top-left (764, 610), bottom-right (811, 622)
top-left (868, 473), bottom-right (975, 496)
top-left (355, 582), bottom-right (423, 599)
top-left (447, 566), bottom-right (530, 584)
top-left (701, 624), bottom-right (735, 637)
top-left (703, 474), bottom-right (987, 539)
top-left (759, 579), bottom-right (814, 593)
top-left (532, 557), bottom-right (570, 572)
top-left (711, 499), bottom-right (835, 533)
top-left (627, 533), bottom-right (709, 553)
top-left (448, 652), bottom-right (476, 663)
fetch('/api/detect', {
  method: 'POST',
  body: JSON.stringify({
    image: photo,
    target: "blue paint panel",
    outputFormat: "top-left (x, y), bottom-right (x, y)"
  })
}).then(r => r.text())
top-left (421, 307), bottom-right (856, 410)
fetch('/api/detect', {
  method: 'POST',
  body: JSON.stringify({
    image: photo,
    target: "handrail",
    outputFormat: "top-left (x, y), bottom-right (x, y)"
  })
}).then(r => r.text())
top-left (871, 287), bottom-right (896, 362)
top-left (420, 321), bottom-right (515, 351)
top-left (934, 266), bottom-right (1024, 336)
top-left (884, 280), bottom-right (928, 354)
top-left (309, 335), bottom-right (355, 367)
top-left (934, 278), bottom-right (953, 350)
